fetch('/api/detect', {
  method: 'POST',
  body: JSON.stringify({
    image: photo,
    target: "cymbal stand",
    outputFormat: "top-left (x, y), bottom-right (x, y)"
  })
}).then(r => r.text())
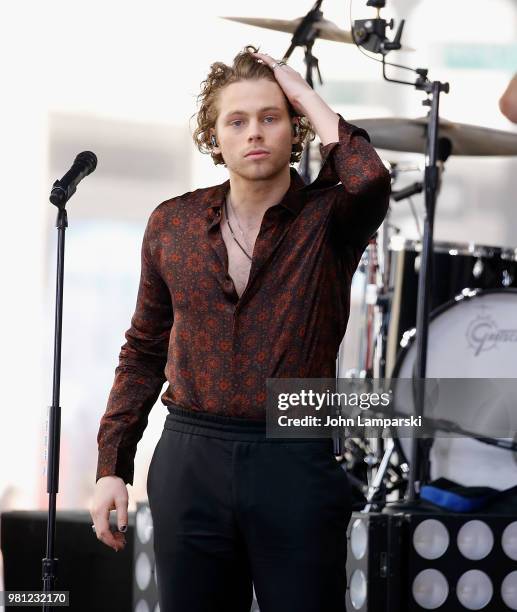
top-left (352, 0), bottom-right (450, 503)
top-left (280, 0), bottom-right (326, 184)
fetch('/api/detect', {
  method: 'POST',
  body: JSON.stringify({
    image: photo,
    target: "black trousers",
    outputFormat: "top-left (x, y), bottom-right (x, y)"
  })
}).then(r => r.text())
top-left (147, 406), bottom-right (352, 612)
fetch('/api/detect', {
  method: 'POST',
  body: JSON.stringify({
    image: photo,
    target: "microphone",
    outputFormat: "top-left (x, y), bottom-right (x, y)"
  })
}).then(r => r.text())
top-left (50, 151), bottom-right (97, 207)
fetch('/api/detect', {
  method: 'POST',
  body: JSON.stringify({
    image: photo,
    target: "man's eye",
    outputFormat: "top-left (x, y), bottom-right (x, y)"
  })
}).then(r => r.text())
top-left (231, 120), bottom-right (243, 127)
top-left (264, 116), bottom-right (275, 123)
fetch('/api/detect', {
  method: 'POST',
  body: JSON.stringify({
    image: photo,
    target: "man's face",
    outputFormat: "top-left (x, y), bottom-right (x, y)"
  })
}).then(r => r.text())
top-left (211, 78), bottom-right (299, 182)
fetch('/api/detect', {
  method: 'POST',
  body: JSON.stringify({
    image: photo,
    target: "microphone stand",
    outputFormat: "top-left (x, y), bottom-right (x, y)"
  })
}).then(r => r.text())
top-left (352, 0), bottom-right (450, 504)
top-left (41, 152), bottom-right (96, 609)
top-left (280, 0), bottom-right (325, 184)
top-left (41, 199), bottom-right (67, 611)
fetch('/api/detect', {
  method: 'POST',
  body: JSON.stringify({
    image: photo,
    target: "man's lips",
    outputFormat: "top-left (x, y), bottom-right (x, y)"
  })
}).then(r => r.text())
top-left (245, 151), bottom-right (270, 159)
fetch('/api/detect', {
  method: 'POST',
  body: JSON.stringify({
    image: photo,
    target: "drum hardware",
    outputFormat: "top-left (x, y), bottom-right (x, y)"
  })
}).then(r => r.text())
top-left (363, 438), bottom-right (395, 512)
top-left (341, 436), bottom-right (408, 508)
top-left (348, 10), bottom-right (453, 501)
top-left (390, 181), bottom-right (424, 202)
top-left (373, 68), bottom-right (478, 504)
top-left (367, 125), bottom-right (453, 504)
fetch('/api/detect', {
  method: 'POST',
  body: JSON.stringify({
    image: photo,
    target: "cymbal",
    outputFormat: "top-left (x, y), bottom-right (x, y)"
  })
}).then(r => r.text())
top-left (221, 15), bottom-right (415, 52)
top-left (352, 117), bottom-right (517, 156)
top-left (221, 16), bottom-right (354, 44)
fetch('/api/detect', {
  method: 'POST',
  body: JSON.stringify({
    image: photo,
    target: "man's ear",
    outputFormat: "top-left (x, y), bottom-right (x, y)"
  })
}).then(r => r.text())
top-left (292, 119), bottom-right (300, 144)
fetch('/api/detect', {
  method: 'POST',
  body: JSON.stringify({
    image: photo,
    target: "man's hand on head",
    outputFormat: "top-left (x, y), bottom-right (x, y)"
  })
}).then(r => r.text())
top-left (251, 52), bottom-right (313, 116)
top-left (251, 50), bottom-right (340, 145)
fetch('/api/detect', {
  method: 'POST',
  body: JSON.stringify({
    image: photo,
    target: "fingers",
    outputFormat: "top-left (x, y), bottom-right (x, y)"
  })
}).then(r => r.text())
top-left (251, 52), bottom-right (286, 67)
top-left (115, 495), bottom-right (129, 534)
top-left (251, 52), bottom-right (269, 60)
top-left (93, 515), bottom-right (127, 552)
top-left (90, 483), bottom-right (128, 552)
top-left (91, 506), bottom-right (122, 552)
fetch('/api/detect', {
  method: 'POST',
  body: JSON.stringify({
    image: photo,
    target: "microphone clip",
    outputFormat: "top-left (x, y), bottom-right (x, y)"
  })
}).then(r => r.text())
top-left (353, 17), bottom-right (405, 54)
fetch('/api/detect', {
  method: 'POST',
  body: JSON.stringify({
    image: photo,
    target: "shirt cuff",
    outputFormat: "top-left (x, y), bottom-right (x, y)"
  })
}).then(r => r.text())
top-left (319, 113), bottom-right (371, 163)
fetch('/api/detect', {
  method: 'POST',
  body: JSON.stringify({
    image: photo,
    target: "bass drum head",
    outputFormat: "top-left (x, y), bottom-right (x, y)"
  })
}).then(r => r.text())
top-left (393, 289), bottom-right (517, 490)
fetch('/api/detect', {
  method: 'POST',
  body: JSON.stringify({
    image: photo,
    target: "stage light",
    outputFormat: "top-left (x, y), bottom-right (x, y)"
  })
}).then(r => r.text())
top-left (501, 571), bottom-right (517, 610)
top-left (346, 510), bottom-right (517, 612)
top-left (136, 504), bottom-right (154, 544)
top-left (351, 518), bottom-right (368, 559)
top-left (457, 520), bottom-right (494, 560)
top-left (133, 502), bottom-right (160, 612)
top-left (412, 519), bottom-right (449, 560)
top-left (456, 569), bottom-right (493, 610)
top-left (350, 569), bottom-right (368, 609)
top-left (412, 568), bottom-right (449, 610)
top-left (502, 521), bottom-right (517, 561)
top-left (345, 513), bottom-right (398, 611)
top-left (136, 551), bottom-right (153, 590)
top-left (134, 599), bottom-right (150, 612)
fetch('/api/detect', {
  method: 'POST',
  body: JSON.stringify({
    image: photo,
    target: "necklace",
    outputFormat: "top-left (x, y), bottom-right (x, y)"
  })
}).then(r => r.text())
top-left (223, 193), bottom-right (253, 261)
top-left (227, 193), bottom-right (251, 247)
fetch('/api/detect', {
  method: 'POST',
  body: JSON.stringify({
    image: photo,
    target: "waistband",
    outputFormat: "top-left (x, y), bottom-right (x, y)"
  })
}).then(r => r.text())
top-left (165, 404), bottom-right (333, 446)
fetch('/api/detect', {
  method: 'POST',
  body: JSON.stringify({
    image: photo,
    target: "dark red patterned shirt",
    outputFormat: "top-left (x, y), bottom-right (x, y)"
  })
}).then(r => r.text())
top-left (96, 114), bottom-right (391, 484)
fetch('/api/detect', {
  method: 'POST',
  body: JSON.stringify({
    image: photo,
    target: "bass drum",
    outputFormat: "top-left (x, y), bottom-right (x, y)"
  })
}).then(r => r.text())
top-left (392, 289), bottom-right (517, 491)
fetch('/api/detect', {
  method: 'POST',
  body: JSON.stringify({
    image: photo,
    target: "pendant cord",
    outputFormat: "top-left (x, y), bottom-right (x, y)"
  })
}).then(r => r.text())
top-left (223, 195), bottom-right (253, 261)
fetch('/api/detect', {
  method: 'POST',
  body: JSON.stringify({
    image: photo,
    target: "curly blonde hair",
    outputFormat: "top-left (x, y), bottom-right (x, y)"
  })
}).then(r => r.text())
top-left (191, 45), bottom-right (315, 166)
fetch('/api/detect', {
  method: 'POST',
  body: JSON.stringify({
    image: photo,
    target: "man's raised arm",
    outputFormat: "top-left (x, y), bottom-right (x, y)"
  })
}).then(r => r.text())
top-left (251, 51), bottom-right (391, 248)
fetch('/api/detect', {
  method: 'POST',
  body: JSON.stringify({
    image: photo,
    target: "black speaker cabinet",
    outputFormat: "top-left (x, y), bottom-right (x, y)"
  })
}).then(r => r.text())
top-left (1, 510), bottom-right (134, 611)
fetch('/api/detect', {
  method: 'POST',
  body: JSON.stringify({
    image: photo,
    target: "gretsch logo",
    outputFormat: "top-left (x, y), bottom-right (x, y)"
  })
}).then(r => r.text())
top-left (466, 315), bottom-right (517, 356)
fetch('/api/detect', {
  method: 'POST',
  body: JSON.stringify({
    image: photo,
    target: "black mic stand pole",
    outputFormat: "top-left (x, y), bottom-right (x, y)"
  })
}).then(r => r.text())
top-left (41, 199), bottom-right (67, 611)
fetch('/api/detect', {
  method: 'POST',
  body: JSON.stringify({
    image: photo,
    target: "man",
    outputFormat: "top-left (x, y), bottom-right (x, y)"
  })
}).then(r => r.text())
top-left (90, 45), bottom-right (390, 611)
top-left (500, 73), bottom-right (517, 123)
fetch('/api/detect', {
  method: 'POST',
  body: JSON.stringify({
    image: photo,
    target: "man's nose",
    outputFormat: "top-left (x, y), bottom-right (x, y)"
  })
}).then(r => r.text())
top-left (247, 120), bottom-right (264, 140)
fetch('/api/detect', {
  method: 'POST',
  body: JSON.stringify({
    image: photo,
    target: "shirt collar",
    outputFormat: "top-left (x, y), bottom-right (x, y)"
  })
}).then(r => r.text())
top-left (205, 166), bottom-right (308, 216)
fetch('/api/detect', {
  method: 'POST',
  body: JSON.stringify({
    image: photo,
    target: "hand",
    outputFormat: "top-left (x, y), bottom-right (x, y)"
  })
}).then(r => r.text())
top-left (251, 52), bottom-right (313, 116)
top-left (90, 476), bottom-right (128, 552)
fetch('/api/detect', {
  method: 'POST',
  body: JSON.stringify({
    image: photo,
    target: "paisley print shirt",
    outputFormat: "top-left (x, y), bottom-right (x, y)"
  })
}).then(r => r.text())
top-left (96, 114), bottom-right (391, 484)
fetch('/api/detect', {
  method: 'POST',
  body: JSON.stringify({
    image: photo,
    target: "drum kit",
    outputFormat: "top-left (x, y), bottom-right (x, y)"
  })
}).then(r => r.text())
top-left (342, 151), bottom-right (517, 504)
top-left (220, 3), bottom-right (517, 508)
